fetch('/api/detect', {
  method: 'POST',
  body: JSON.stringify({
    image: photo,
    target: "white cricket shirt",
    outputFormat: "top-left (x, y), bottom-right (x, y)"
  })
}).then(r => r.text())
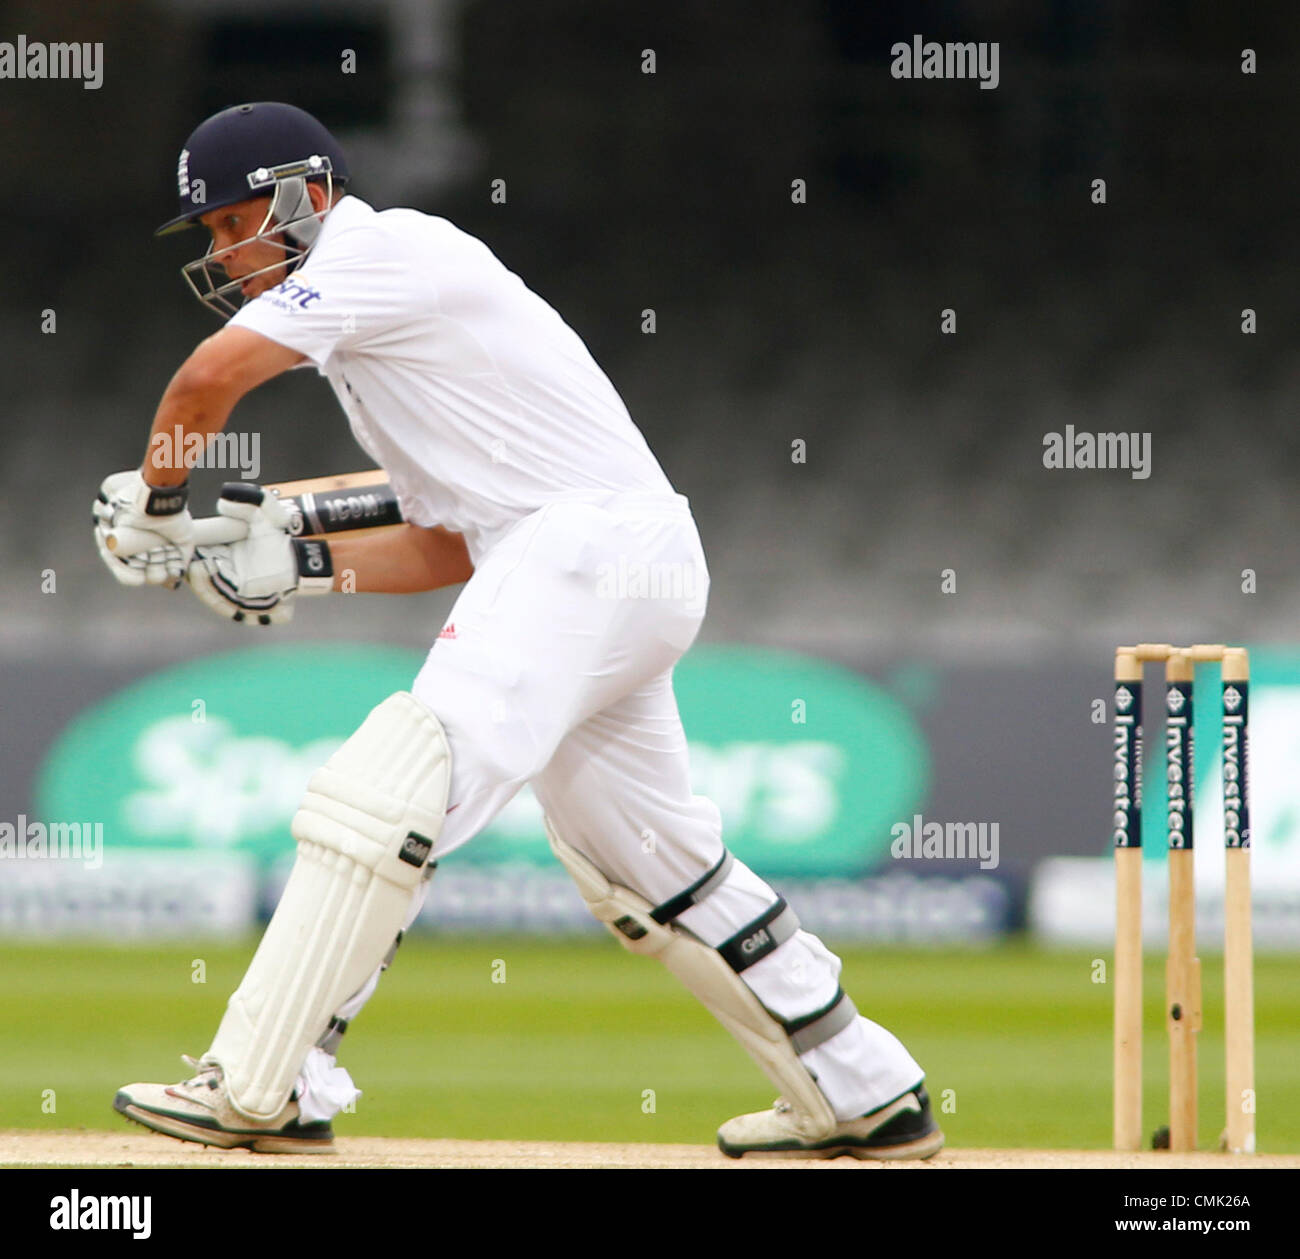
top-left (230, 196), bottom-right (677, 562)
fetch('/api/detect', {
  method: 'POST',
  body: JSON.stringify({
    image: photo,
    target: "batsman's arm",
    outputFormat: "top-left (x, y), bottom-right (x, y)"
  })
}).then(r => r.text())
top-left (326, 522), bottom-right (474, 593)
top-left (143, 328), bottom-right (305, 486)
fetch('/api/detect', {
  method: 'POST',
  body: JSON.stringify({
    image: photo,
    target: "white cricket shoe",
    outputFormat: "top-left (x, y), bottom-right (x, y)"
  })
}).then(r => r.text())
top-left (718, 1085), bottom-right (944, 1160)
top-left (113, 1055), bottom-right (335, 1154)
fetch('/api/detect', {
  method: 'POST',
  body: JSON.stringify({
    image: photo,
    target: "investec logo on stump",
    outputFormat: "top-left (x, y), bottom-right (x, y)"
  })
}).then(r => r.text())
top-left (0, 35), bottom-right (103, 89)
top-left (50, 1190), bottom-right (151, 1240)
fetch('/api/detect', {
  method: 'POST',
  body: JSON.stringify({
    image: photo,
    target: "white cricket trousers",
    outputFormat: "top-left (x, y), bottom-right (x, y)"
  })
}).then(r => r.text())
top-left (312, 492), bottom-right (923, 1121)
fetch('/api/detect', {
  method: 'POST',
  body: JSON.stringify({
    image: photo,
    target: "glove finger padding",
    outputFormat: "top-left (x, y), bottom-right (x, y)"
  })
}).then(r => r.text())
top-left (93, 470), bottom-right (195, 589)
top-left (188, 544), bottom-right (294, 627)
top-left (186, 485), bottom-right (334, 627)
top-left (93, 519), bottom-right (147, 588)
top-left (215, 484), bottom-right (294, 532)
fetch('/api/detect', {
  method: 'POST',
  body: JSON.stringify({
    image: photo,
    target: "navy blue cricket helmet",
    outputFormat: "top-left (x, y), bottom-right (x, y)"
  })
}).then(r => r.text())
top-left (157, 101), bottom-right (349, 235)
top-left (158, 102), bottom-right (350, 318)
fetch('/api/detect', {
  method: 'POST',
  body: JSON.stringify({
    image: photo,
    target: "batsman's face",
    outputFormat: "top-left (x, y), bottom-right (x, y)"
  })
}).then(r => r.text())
top-left (198, 197), bottom-right (290, 299)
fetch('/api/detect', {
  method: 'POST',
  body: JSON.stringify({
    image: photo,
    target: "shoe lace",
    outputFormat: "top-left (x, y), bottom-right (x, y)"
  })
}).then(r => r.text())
top-left (180, 1054), bottom-right (223, 1090)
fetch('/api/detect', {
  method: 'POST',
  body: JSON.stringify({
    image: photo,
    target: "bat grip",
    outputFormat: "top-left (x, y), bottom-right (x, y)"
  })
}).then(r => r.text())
top-left (105, 516), bottom-right (249, 556)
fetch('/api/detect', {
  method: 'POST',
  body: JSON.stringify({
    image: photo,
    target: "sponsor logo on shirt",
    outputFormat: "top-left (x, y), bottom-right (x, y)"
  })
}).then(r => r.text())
top-left (262, 277), bottom-right (323, 312)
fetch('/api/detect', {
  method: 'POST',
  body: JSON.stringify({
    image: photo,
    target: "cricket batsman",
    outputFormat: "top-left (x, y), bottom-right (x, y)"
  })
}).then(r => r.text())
top-left (95, 102), bottom-right (942, 1160)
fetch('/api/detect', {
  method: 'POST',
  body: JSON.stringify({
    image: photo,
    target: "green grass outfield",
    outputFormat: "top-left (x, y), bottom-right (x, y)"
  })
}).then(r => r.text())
top-left (1, 937), bottom-right (1296, 1151)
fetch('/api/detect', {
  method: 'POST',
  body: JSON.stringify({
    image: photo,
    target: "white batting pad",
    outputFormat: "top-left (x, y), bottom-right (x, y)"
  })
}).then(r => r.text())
top-left (207, 692), bottom-right (450, 1119)
top-left (545, 819), bottom-right (837, 1139)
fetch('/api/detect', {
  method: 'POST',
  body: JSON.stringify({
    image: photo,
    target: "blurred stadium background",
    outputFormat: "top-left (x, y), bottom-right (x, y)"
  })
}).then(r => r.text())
top-left (1, 0), bottom-right (1298, 1151)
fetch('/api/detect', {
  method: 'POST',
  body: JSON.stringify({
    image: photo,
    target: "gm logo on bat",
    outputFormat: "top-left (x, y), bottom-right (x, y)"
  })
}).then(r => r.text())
top-left (284, 503), bottom-right (306, 536)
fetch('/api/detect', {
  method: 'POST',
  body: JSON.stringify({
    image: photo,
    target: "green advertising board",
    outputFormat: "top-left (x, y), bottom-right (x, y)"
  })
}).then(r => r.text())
top-left (36, 643), bottom-right (931, 878)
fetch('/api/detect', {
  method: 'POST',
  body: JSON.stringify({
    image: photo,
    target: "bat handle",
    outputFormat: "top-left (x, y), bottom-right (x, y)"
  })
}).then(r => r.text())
top-left (105, 516), bottom-right (249, 556)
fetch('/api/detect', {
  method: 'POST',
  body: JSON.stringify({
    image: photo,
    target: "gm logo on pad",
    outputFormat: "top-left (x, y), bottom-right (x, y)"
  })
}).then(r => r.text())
top-left (398, 831), bottom-right (433, 868)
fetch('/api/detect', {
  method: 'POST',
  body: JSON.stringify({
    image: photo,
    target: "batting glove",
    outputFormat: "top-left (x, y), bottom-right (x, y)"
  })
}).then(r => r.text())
top-left (187, 483), bottom-right (334, 626)
top-left (94, 469), bottom-right (195, 588)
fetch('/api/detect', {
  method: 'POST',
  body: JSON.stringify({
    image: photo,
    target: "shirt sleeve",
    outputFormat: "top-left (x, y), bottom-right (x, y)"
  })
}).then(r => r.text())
top-left (229, 221), bottom-right (431, 368)
top-left (384, 467), bottom-right (439, 529)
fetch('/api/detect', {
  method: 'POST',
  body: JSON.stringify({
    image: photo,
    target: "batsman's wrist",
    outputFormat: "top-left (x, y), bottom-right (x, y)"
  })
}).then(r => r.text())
top-left (294, 538), bottom-right (335, 594)
top-left (134, 474), bottom-right (190, 516)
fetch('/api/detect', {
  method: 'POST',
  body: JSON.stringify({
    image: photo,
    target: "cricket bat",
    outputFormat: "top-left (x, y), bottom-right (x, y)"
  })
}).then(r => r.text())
top-left (105, 470), bottom-right (404, 556)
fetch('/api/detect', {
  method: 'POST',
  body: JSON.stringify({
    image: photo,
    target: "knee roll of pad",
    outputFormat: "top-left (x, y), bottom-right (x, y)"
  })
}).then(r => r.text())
top-left (544, 819), bottom-right (846, 1138)
top-left (207, 692), bottom-right (451, 1120)
top-left (292, 693), bottom-right (451, 882)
